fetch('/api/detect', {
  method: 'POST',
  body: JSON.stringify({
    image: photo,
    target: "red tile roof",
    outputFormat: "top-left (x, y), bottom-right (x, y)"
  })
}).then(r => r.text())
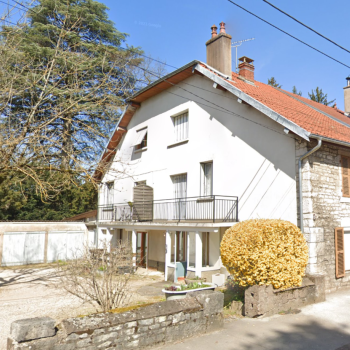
top-left (227, 70), bottom-right (350, 144)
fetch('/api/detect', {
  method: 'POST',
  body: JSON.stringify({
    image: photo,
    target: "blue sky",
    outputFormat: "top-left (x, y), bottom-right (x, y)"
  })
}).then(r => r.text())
top-left (104, 0), bottom-right (350, 110)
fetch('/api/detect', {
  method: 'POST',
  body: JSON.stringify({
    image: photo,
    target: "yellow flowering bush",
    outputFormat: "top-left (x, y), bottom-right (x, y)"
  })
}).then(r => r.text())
top-left (220, 219), bottom-right (308, 289)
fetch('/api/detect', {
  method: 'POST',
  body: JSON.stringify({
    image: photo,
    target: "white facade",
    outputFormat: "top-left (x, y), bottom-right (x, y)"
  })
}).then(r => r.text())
top-left (98, 73), bottom-right (298, 281)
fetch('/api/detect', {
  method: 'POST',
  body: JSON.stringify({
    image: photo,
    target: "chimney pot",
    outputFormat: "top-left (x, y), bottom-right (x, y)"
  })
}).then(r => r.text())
top-left (211, 24), bottom-right (218, 38)
top-left (238, 56), bottom-right (255, 82)
top-left (219, 22), bottom-right (226, 34)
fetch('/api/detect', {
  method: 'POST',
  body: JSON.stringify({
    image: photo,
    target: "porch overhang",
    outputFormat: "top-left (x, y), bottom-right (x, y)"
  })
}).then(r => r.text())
top-left (95, 221), bottom-right (237, 232)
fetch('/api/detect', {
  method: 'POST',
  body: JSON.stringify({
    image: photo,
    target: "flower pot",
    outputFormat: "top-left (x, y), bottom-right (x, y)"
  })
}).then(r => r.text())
top-left (162, 283), bottom-right (216, 301)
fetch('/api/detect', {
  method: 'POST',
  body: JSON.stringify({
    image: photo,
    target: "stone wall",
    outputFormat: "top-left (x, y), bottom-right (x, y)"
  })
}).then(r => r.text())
top-left (296, 138), bottom-right (350, 292)
top-left (7, 291), bottom-right (224, 350)
top-left (244, 275), bottom-right (325, 317)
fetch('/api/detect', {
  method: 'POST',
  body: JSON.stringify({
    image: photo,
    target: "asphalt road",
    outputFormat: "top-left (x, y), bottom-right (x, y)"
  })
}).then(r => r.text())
top-left (158, 288), bottom-right (350, 350)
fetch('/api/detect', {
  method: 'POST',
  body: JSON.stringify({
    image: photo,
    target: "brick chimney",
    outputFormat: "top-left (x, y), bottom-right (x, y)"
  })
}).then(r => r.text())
top-left (206, 22), bottom-right (232, 76)
top-left (238, 56), bottom-right (255, 82)
top-left (344, 77), bottom-right (350, 113)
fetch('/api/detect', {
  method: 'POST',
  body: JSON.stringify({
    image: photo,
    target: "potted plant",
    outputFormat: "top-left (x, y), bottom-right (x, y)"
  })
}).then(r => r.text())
top-left (184, 276), bottom-right (207, 284)
top-left (162, 282), bottom-right (216, 300)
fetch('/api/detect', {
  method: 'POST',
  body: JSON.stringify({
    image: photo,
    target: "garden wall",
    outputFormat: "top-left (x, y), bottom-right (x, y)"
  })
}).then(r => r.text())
top-left (7, 291), bottom-right (224, 350)
top-left (244, 275), bottom-right (325, 317)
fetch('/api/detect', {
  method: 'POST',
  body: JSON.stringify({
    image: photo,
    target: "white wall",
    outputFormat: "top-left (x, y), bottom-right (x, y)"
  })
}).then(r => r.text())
top-left (148, 230), bottom-right (165, 263)
top-left (100, 74), bottom-right (297, 224)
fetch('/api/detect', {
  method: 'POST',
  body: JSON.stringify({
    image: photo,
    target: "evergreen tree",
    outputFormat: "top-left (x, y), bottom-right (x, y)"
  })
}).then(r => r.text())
top-left (0, 0), bottom-right (145, 199)
top-left (292, 86), bottom-right (302, 96)
top-left (268, 77), bottom-right (282, 88)
top-left (0, 174), bottom-right (97, 221)
top-left (308, 87), bottom-right (335, 106)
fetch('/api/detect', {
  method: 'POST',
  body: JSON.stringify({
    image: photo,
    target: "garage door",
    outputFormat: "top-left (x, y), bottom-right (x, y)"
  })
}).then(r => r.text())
top-left (2, 232), bottom-right (45, 266)
top-left (47, 231), bottom-right (85, 262)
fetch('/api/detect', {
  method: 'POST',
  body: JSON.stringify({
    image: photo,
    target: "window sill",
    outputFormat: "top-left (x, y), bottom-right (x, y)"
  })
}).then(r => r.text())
top-left (340, 197), bottom-right (350, 203)
top-left (167, 139), bottom-right (189, 149)
top-left (134, 147), bottom-right (148, 154)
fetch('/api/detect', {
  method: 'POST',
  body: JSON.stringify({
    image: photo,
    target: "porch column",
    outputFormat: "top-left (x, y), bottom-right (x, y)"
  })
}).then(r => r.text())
top-left (195, 231), bottom-right (202, 278)
top-left (165, 230), bottom-right (171, 281)
top-left (96, 227), bottom-right (104, 248)
top-left (132, 230), bottom-right (137, 267)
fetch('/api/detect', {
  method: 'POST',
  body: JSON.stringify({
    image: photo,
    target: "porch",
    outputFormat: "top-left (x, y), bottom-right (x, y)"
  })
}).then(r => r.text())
top-left (97, 225), bottom-right (230, 283)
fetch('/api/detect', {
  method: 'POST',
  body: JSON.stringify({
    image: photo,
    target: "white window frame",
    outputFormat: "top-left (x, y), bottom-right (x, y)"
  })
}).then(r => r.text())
top-left (200, 162), bottom-right (213, 197)
top-left (172, 111), bottom-right (189, 143)
top-left (106, 181), bottom-right (114, 205)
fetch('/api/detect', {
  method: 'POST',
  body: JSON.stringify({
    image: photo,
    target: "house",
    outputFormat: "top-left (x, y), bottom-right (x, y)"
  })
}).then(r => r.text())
top-left (95, 22), bottom-right (350, 292)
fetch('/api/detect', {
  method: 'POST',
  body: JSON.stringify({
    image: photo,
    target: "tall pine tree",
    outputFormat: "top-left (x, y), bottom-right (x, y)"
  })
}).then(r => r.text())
top-left (0, 0), bottom-right (143, 199)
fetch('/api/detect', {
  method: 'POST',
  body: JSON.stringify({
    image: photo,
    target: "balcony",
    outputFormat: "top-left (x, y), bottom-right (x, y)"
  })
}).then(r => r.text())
top-left (98, 195), bottom-right (238, 223)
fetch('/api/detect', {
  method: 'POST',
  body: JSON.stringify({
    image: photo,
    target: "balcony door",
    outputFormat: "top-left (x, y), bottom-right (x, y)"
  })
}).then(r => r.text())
top-left (172, 174), bottom-right (187, 220)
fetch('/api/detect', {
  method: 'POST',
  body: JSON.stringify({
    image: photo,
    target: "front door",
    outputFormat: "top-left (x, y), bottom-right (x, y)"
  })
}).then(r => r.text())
top-left (136, 232), bottom-right (148, 268)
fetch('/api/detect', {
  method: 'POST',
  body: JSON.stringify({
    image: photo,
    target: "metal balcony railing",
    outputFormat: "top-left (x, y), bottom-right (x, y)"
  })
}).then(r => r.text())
top-left (98, 195), bottom-right (238, 223)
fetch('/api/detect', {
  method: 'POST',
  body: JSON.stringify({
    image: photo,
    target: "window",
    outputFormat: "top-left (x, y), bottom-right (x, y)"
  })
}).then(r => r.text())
top-left (201, 162), bottom-right (213, 196)
top-left (202, 232), bottom-right (210, 267)
top-left (173, 112), bottom-right (188, 142)
top-left (341, 156), bottom-right (350, 197)
top-left (134, 180), bottom-right (146, 186)
top-left (176, 231), bottom-right (187, 262)
top-left (132, 127), bottom-right (148, 150)
top-left (106, 181), bottom-right (114, 205)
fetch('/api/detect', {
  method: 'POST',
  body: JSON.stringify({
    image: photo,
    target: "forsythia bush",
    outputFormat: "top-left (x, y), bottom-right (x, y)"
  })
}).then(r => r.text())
top-left (220, 219), bottom-right (308, 289)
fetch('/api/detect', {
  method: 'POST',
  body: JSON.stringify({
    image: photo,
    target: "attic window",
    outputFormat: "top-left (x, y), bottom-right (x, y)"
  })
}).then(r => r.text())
top-left (132, 127), bottom-right (147, 150)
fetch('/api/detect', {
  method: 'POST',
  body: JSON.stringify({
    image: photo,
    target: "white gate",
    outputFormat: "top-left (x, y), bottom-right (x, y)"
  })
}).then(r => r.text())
top-left (2, 232), bottom-right (45, 266)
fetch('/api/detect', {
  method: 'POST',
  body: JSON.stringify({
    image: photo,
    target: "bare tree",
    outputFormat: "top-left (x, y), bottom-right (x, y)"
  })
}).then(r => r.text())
top-left (57, 241), bottom-right (133, 312)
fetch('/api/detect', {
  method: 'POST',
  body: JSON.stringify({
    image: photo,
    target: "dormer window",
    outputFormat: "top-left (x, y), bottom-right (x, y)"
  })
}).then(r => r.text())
top-left (133, 127), bottom-right (148, 151)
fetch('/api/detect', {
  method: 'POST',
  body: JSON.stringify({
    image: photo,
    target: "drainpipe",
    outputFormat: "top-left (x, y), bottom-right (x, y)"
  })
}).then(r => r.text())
top-left (298, 137), bottom-right (322, 233)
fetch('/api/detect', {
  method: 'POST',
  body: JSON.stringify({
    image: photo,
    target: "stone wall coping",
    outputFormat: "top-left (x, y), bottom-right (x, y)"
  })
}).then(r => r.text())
top-left (62, 296), bottom-right (202, 335)
top-left (272, 277), bottom-right (315, 294)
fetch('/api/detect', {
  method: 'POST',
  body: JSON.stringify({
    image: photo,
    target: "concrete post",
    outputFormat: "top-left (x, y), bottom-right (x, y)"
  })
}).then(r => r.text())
top-left (132, 230), bottom-right (137, 267)
top-left (195, 231), bottom-right (202, 278)
top-left (165, 230), bottom-right (171, 281)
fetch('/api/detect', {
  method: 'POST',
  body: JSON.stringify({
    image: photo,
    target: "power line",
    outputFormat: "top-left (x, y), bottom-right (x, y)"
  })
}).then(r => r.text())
top-left (263, 0), bottom-right (350, 55)
top-left (0, 0), bottom-right (347, 139)
top-left (227, 0), bottom-right (350, 69)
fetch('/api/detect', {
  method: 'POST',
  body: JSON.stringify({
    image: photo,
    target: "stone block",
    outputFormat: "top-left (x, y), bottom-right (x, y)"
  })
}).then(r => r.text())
top-left (10, 317), bottom-right (56, 342)
top-left (194, 291), bottom-right (224, 316)
top-left (137, 318), bottom-right (154, 326)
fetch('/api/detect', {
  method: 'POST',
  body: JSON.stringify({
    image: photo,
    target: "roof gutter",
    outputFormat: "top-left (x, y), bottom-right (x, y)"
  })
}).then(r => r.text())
top-left (298, 136), bottom-right (322, 233)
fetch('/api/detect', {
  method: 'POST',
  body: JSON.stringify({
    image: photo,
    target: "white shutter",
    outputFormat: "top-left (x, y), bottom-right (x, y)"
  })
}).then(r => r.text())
top-left (174, 113), bottom-right (188, 142)
top-left (132, 128), bottom-right (148, 147)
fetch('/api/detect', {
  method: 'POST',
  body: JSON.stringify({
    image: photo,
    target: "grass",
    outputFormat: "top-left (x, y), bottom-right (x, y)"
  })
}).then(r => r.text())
top-left (220, 288), bottom-right (245, 308)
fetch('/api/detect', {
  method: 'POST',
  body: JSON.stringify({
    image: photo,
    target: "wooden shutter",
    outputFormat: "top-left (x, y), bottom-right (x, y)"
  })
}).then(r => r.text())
top-left (341, 156), bottom-right (350, 197)
top-left (335, 227), bottom-right (345, 278)
top-left (132, 184), bottom-right (153, 221)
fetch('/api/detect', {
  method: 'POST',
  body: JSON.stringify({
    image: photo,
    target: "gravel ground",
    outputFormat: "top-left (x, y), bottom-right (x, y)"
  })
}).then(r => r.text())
top-left (0, 265), bottom-right (165, 350)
